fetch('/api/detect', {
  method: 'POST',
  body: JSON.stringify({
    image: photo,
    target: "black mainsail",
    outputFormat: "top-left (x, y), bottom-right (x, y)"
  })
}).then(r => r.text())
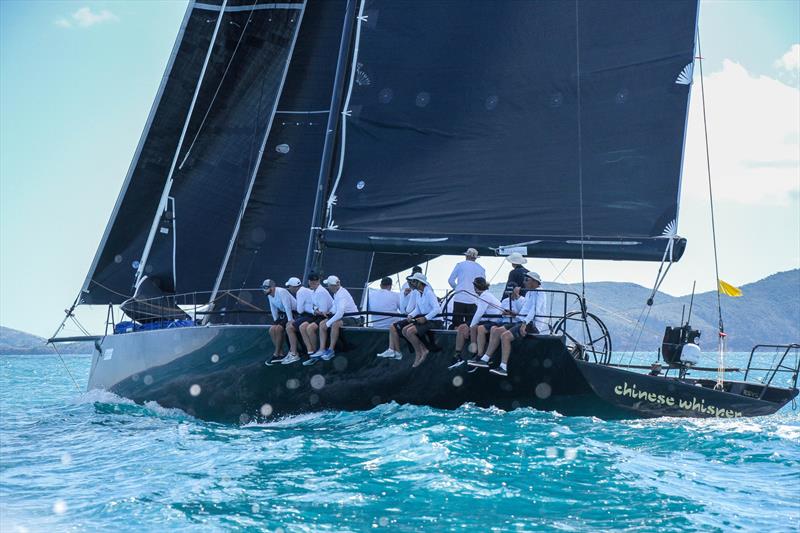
top-left (320, 0), bottom-right (697, 262)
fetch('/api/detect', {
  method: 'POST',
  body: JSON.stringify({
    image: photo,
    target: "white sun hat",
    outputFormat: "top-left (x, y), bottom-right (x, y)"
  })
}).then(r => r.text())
top-left (524, 271), bottom-right (542, 283)
top-left (463, 248), bottom-right (479, 258)
top-left (406, 272), bottom-right (430, 286)
top-left (505, 252), bottom-right (528, 265)
top-left (322, 275), bottom-right (341, 286)
top-left (285, 277), bottom-right (302, 287)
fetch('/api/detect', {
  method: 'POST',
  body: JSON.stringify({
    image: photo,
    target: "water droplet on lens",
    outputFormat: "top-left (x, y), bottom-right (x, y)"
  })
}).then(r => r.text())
top-left (485, 94), bottom-right (498, 110)
top-left (251, 503), bottom-right (260, 513)
top-left (309, 393), bottom-right (319, 405)
top-left (260, 403), bottom-right (273, 416)
top-left (333, 356), bottom-right (348, 371)
top-left (543, 358), bottom-right (552, 368)
top-left (564, 448), bottom-right (578, 461)
top-left (189, 384), bottom-right (201, 396)
top-left (415, 91), bottom-right (430, 107)
top-left (545, 447), bottom-right (558, 459)
top-left (378, 88), bottom-right (393, 103)
top-left (239, 413), bottom-right (251, 425)
top-left (211, 354), bottom-right (219, 363)
top-left (275, 143), bottom-right (290, 154)
top-left (114, 254), bottom-right (123, 264)
top-left (379, 517), bottom-right (389, 526)
top-left (452, 375), bottom-right (464, 387)
top-left (310, 374), bottom-right (326, 390)
top-left (143, 375), bottom-right (153, 386)
top-left (286, 378), bottom-right (300, 390)
top-left (227, 345), bottom-right (236, 354)
top-left (535, 382), bottom-right (552, 399)
top-left (60, 452), bottom-right (72, 466)
top-left (356, 180), bottom-right (365, 190)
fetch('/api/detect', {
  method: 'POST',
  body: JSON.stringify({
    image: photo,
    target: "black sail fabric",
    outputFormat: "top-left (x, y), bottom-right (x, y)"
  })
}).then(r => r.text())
top-left (81, 3), bottom-right (219, 304)
top-left (322, 0), bottom-right (698, 262)
top-left (81, 0), bottom-right (304, 304)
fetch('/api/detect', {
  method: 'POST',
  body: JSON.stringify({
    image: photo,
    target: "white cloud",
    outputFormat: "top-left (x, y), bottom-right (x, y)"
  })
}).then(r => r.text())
top-left (774, 43), bottom-right (800, 72)
top-left (54, 7), bottom-right (119, 29)
top-left (681, 59), bottom-right (800, 206)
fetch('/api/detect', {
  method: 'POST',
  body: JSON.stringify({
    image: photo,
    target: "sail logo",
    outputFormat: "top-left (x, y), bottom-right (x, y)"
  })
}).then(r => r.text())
top-left (676, 62), bottom-right (694, 85)
top-left (614, 381), bottom-right (743, 417)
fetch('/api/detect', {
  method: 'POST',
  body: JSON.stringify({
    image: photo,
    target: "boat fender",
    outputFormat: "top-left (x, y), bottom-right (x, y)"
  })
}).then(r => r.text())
top-left (679, 343), bottom-right (701, 366)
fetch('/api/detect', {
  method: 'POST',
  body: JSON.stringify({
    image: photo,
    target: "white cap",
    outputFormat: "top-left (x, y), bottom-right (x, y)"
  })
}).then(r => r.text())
top-left (525, 271), bottom-right (542, 283)
top-left (406, 272), bottom-right (430, 286)
top-left (505, 252), bottom-right (528, 265)
top-left (261, 278), bottom-right (275, 289)
top-left (323, 275), bottom-right (340, 286)
top-left (463, 248), bottom-right (479, 258)
top-left (285, 277), bottom-right (302, 287)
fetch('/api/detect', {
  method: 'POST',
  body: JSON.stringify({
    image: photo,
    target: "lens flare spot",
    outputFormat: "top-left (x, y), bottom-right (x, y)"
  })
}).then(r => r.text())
top-left (260, 404), bottom-right (273, 417)
top-left (452, 375), bottom-right (464, 387)
top-left (189, 384), bottom-right (201, 396)
top-left (310, 374), bottom-right (326, 390)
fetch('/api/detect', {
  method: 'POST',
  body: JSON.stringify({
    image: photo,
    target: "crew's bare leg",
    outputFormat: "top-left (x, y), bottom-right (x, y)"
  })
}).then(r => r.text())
top-left (319, 321), bottom-right (329, 351)
top-left (286, 322), bottom-right (299, 354)
top-left (328, 322), bottom-right (342, 351)
top-left (476, 325), bottom-right (489, 356)
top-left (484, 326), bottom-right (504, 358)
top-left (404, 325), bottom-right (429, 366)
top-left (454, 323), bottom-right (469, 355)
top-left (306, 323), bottom-right (319, 353)
top-left (500, 330), bottom-right (514, 365)
top-left (270, 325), bottom-right (285, 357)
top-left (388, 322), bottom-right (401, 352)
top-left (299, 322), bottom-right (311, 352)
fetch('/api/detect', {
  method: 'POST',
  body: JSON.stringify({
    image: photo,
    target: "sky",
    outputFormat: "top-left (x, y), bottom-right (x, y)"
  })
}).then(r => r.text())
top-left (1, 0), bottom-right (798, 338)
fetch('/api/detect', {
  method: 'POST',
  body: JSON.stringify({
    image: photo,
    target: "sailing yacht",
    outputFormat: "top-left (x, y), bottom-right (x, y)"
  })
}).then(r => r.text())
top-left (50, 0), bottom-right (798, 422)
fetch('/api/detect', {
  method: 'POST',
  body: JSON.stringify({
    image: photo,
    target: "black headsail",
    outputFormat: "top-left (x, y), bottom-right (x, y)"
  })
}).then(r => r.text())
top-left (81, 0), bottom-right (306, 304)
top-left (320, 0), bottom-right (698, 262)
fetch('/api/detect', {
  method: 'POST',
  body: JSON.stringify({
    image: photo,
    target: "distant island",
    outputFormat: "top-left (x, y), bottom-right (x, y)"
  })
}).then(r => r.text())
top-left (1, 269), bottom-right (797, 354)
top-left (0, 326), bottom-right (91, 355)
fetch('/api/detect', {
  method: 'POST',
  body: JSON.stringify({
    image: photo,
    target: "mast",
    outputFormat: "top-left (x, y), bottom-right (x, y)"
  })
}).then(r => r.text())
top-left (133, 0), bottom-right (229, 288)
top-left (302, 0), bottom-right (360, 280)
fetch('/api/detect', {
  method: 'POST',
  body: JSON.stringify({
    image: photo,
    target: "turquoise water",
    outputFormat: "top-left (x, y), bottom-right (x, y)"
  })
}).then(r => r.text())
top-left (1, 354), bottom-right (798, 532)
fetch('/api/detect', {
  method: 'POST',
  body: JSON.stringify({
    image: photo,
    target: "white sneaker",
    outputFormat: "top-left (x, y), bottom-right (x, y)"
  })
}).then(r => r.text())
top-left (309, 350), bottom-right (325, 359)
top-left (377, 348), bottom-right (394, 358)
top-left (281, 353), bottom-right (301, 365)
top-left (393, 350), bottom-right (403, 360)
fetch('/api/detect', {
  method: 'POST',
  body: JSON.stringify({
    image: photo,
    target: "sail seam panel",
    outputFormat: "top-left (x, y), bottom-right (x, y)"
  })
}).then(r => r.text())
top-left (194, 3), bottom-right (304, 12)
top-left (133, 0), bottom-right (229, 289)
top-left (79, 2), bottom-right (197, 298)
top-left (208, 1), bottom-right (309, 306)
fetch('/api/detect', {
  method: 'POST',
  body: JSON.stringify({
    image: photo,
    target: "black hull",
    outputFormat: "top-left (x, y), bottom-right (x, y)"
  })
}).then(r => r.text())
top-left (575, 360), bottom-right (798, 418)
top-left (89, 325), bottom-right (633, 422)
top-left (87, 326), bottom-right (797, 423)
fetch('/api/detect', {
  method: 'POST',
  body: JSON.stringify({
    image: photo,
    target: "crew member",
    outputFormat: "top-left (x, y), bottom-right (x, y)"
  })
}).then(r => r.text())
top-left (308, 275), bottom-right (359, 362)
top-left (450, 276), bottom-right (502, 369)
top-left (262, 278), bottom-right (298, 364)
top-left (469, 272), bottom-right (548, 376)
top-left (447, 248), bottom-right (485, 327)
top-left (402, 273), bottom-right (443, 367)
top-left (504, 252), bottom-right (529, 298)
top-left (284, 274), bottom-right (318, 364)
top-left (365, 277), bottom-right (402, 328)
top-left (300, 273), bottom-right (334, 360)
top-left (400, 265), bottom-right (423, 314)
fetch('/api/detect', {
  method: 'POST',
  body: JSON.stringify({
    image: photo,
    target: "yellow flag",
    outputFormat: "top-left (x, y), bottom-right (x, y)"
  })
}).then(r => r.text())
top-left (718, 280), bottom-right (743, 297)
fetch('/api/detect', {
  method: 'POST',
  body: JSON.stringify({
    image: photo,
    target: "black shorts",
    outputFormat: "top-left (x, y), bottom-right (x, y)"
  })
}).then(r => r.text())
top-left (273, 314), bottom-right (288, 328)
top-left (291, 313), bottom-right (316, 329)
top-left (393, 318), bottom-right (417, 333)
top-left (413, 319), bottom-right (443, 337)
top-left (508, 323), bottom-right (539, 339)
top-left (340, 316), bottom-right (361, 327)
top-left (451, 302), bottom-right (477, 328)
top-left (475, 320), bottom-right (498, 330)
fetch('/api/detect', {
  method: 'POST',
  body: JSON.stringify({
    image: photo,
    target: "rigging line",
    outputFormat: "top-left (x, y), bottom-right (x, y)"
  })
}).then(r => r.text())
top-left (574, 0), bottom-right (586, 302)
top-left (325, 0), bottom-right (367, 229)
top-left (178, 0), bottom-right (260, 170)
top-left (486, 259), bottom-right (505, 285)
top-left (697, 30), bottom-right (724, 335)
top-left (135, 0), bottom-right (229, 287)
top-left (50, 343), bottom-right (81, 391)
